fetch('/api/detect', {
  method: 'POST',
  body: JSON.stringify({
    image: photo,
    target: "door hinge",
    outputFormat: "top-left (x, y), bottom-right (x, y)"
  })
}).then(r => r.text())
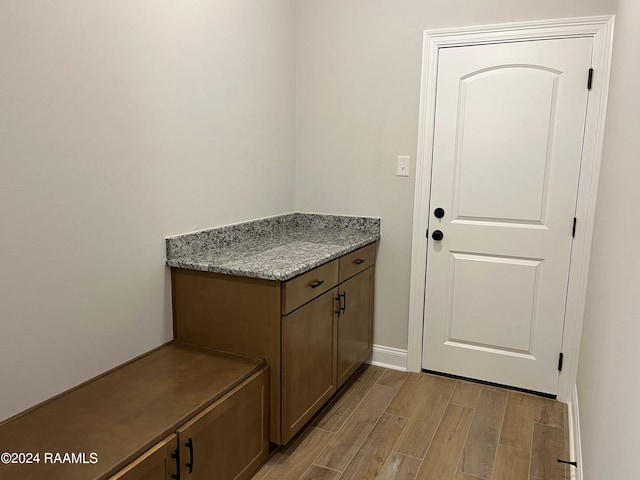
top-left (572, 217), bottom-right (577, 237)
top-left (587, 68), bottom-right (594, 90)
top-left (426, 228), bottom-right (429, 238)
top-left (558, 352), bottom-right (564, 372)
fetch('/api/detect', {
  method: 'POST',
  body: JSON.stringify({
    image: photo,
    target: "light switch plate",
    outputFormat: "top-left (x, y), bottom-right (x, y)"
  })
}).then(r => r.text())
top-left (397, 156), bottom-right (410, 177)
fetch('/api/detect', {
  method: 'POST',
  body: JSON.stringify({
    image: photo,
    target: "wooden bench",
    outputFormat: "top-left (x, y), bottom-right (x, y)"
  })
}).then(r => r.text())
top-left (0, 342), bottom-right (269, 480)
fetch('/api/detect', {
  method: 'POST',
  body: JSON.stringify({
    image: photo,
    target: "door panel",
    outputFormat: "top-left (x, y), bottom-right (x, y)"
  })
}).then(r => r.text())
top-left (448, 252), bottom-right (540, 354)
top-left (422, 37), bottom-right (593, 395)
top-left (455, 66), bottom-right (559, 224)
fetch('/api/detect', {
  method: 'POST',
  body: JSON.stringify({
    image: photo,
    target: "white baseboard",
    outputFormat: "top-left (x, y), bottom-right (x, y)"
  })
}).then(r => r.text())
top-left (567, 384), bottom-right (584, 480)
top-left (368, 344), bottom-right (408, 371)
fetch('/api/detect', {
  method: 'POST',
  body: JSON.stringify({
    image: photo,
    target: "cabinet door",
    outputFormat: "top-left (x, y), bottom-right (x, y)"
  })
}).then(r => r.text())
top-left (176, 368), bottom-right (269, 480)
top-left (282, 288), bottom-right (338, 444)
top-left (108, 435), bottom-right (178, 480)
top-left (337, 266), bottom-right (374, 388)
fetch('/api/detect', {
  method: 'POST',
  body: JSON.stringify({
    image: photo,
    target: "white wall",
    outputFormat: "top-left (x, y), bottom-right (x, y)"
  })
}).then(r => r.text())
top-left (577, 0), bottom-right (640, 477)
top-left (0, 0), bottom-right (295, 422)
top-left (295, 0), bottom-right (617, 350)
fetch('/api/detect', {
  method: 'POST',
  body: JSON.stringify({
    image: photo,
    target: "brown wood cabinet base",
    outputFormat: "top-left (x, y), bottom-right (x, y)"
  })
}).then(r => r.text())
top-left (172, 242), bottom-right (377, 445)
top-left (0, 344), bottom-right (268, 480)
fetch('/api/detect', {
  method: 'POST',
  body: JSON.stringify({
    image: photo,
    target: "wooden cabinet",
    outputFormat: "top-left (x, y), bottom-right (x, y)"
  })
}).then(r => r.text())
top-left (0, 344), bottom-right (267, 480)
top-left (176, 368), bottom-right (269, 480)
top-left (109, 368), bottom-right (268, 480)
top-left (337, 266), bottom-right (374, 388)
top-left (108, 436), bottom-right (178, 480)
top-left (172, 242), bottom-right (376, 445)
top-left (282, 288), bottom-right (338, 442)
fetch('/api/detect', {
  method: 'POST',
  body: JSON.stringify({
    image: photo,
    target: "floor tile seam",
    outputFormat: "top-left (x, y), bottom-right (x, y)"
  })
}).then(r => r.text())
top-left (450, 409), bottom-right (475, 480)
top-left (387, 372), bottom-right (429, 419)
top-left (353, 386), bottom-right (402, 465)
top-left (315, 386), bottom-right (397, 474)
top-left (384, 411), bottom-right (411, 421)
top-left (389, 450), bottom-right (423, 461)
top-left (532, 420), bottom-right (563, 429)
top-left (376, 411), bottom-right (412, 466)
top-left (527, 409), bottom-right (536, 479)
top-left (277, 429), bottom-right (336, 479)
top-left (416, 387), bottom-right (476, 480)
top-left (309, 463), bottom-right (343, 474)
top-left (452, 402), bottom-right (484, 479)
top-left (412, 452), bottom-right (427, 480)
top-left (321, 372), bottom-right (386, 436)
top-left (532, 421), bottom-right (568, 479)
top-left (486, 392), bottom-right (509, 480)
top-left (315, 426), bottom-right (336, 434)
top-left (327, 411), bottom-right (387, 474)
top-left (460, 473), bottom-right (485, 480)
top-left (436, 383), bottom-right (465, 466)
top-left (449, 400), bottom-right (477, 409)
top-left (391, 380), bottom-right (458, 460)
top-left (495, 443), bottom-right (531, 455)
top-left (497, 397), bottom-right (537, 452)
top-left (304, 432), bottom-right (340, 473)
top-left (376, 370), bottom-right (410, 390)
top-left (259, 449), bottom-right (287, 478)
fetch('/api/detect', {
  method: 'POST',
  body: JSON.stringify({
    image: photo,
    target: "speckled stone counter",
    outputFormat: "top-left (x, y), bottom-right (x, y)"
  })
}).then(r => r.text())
top-left (165, 213), bottom-right (380, 281)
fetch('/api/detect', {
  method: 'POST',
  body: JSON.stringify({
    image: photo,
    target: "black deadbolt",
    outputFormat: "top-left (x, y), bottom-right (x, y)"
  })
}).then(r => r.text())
top-left (434, 207), bottom-right (445, 218)
top-left (432, 230), bottom-right (444, 241)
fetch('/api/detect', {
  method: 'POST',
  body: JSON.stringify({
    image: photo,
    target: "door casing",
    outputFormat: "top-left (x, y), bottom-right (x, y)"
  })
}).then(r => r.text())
top-left (407, 15), bottom-right (615, 403)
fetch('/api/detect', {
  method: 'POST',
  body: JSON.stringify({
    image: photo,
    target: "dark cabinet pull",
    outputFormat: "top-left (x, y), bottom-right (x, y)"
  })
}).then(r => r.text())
top-left (335, 295), bottom-right (342, 317)
top-left (171, 447), bottom-right (180, 480)
top-left (353, 258), bottom-right (366, 265)
top-left (339, 292), bottom-right (346, 315)
top-left (185, 438), bottom-right (194, 474)
top-left (308, 279), bottom-right (325, 288)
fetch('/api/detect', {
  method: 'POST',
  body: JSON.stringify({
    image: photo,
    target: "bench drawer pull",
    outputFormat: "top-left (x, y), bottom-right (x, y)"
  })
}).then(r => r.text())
top-left (185, 438), bottom-right (194, 474)
top-left (171, 448), bottom-right (181, 480)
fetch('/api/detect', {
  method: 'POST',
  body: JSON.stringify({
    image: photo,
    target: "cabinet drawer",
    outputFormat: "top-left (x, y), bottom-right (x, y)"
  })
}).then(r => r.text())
top-left (339, 243), bottom-right (376, 283)
top-left (282, 260), bottom-right (339, 314)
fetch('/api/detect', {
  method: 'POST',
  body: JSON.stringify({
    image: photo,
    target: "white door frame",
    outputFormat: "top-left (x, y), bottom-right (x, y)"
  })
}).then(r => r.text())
top-left (407, 15), bottom-right (615, 402)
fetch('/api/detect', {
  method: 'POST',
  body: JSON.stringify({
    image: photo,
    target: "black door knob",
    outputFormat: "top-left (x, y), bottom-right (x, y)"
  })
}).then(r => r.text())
top-left (434, 207), bottom-right (445, 218)
top-left (432, 230), bottom-right (444, 241)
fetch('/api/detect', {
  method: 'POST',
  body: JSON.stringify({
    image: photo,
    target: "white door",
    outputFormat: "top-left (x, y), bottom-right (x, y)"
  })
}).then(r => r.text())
top-left (422, 37), bottom-right (593, 395)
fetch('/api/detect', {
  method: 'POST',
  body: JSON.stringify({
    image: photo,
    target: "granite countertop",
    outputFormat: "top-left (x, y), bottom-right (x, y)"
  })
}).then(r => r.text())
top-left (165, 213), bottom-right (380, 281)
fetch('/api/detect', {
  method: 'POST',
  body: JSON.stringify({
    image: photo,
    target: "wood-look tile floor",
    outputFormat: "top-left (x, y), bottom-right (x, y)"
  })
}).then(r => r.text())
top-left (251, 366), bottom-right (570, 480)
